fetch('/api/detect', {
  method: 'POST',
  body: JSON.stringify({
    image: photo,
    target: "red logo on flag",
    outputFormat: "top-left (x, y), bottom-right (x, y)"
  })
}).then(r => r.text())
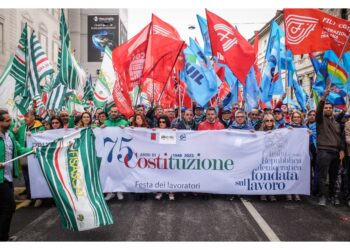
top-left (151, 133), bottom-right (157, 141)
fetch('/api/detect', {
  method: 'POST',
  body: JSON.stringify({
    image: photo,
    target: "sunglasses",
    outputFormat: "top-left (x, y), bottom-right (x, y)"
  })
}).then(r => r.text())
top-left (159, 121), bottom-right (166, 124)
top-left (236, 116), bottom-right (245, 118)
top-left (51, 122), bottom-right (60, 124)
top-left (264, 119), bottom-right (274, 122)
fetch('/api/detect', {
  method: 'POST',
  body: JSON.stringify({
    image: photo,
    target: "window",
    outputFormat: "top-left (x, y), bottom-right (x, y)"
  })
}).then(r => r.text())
top-left (39, 32), bottom-right (48, 54)
top-left (0, 21), bottom-right (4, 54)
top-left (52, 40), bottom-right (59, 67)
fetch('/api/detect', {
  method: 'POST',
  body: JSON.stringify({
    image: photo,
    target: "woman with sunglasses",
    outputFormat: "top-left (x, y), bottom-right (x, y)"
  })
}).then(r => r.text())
top-left (259, 114), bottom-right (277, 202)
top-left (286, 111), bottom-right (310, 201)
top-left (154, 115), bottom-right (175, 201)
top-left (50, 116), bottom-right (64, 129)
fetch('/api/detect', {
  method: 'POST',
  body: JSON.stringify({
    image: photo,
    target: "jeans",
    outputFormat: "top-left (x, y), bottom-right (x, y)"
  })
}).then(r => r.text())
top-left (0, 181), bottom-right (16, 241)
top-left (317, 149), bottom-right (340, 198)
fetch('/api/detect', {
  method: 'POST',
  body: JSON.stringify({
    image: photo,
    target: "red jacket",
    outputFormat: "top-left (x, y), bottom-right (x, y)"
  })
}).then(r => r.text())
top-left (197, 120), bottom-right (225, 130)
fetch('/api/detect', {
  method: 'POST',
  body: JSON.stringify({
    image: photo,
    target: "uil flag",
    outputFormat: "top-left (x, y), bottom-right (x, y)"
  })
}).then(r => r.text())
top-left (284, 9), bottom-right (350, 56)
top-left (206, 9), bottom-right (255, 84)
top-left (36, 128), bottom-right (113, 231)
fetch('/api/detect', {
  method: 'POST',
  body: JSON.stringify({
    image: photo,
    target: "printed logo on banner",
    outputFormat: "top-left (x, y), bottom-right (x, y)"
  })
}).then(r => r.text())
top-left (285, 14), bottom-right (318, 45)
top-left (213, 24), bottom-right (237, 52)
top-left (235, 132), bottom-right (302, 192)
top-left (179, 134), bottom-right (187, 141)
top-left (151, 133), bottom-right (157, 141)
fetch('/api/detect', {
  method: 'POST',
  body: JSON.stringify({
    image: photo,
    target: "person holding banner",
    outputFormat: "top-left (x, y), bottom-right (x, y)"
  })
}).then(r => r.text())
top-left (228, 110), bottom-right (253, 130)
top-left (154, 115), bottom-right (176, 201)
top-left (13, 110), bottom-right (44, 208)
top-left (50, 116), bottom-right (64, 129)
top-left (101, 107), bottom-right (129, 201)
top-left (316, 88), bottom-right (345, 206)
top-left (198, 107), bottom-right (225, 131)
top-left (0, 110), bottom-right (35, 241)
top-left (259, 114), bottom-right (277, 202)
top-left (75, 112), bottom-right (97, 128)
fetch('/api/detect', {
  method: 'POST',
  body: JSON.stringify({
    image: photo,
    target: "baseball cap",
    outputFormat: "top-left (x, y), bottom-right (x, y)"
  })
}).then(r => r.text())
top-left (273, 108), bottom-right (283, 113)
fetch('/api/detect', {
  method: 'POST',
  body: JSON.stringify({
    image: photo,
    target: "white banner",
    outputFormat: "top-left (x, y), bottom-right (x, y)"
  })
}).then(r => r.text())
top-left (29, 127), bottom-right (310, 198)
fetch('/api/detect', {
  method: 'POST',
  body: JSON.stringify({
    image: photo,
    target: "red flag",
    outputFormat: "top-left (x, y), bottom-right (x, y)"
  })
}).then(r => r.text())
top-left (253, 31), bottom-right (262, 86)
top-left (112, 23), bottom-right (150, 91)
top-left (284, 9), bottom-right (350, 56)
top-left (112, 24), bottom-right (151, 117)
top-left (142, 14), bottom-right (185, 88)
top-left (206, 9), bottom-right (255, 84)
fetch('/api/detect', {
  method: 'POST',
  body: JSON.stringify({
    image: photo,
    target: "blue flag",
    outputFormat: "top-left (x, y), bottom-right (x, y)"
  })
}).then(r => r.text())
top-left (182, 41), bottom-right (218, 107)
top-left (287, 50), bottom-right (307, 112)
top-left (196, 15), bottom-right (212, 57)
top-left (260, 31), bottom-right (283, 102)
top-left (265, 21), bottom-right (286, 69)
top-left (244, 66), bottom-right (259, 112)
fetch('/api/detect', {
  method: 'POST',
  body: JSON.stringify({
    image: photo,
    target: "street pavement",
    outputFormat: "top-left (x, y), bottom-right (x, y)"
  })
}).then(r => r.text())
top-left (9, 193), bottom-right (350, 241)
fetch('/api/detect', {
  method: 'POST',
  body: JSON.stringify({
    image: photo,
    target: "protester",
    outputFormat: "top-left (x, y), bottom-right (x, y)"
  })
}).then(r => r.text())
top-left (101, 107), bottom-right (129, 201)
top-left (130, 114), bottom-right (149, 128)
top-left (198, 107), bottom-right (225, 131)
top-left (285, 110), bottom-right (310, 201)
top-left (219, 108), bottom-right (233, 128)
top-left (344, 116), bottom-right (350, 207)
top-left (273, 108), bottom-right (286, 129)
top-left (307, 110), bottom-right (318, 195)
top-left (176, 109), bottom-right (197, 131)
top-left (248, 108), bottom-right (262, 130)
top-left (146, 105), bottom-right (164, 128)
top-left (193, 106), bottom-right (205, 125)
top-left (0, 110), bottom-right (35, 241)
top-left (154, 115), bottom-right (175, 201)
top-left (259, 114), bottom-right (277, 202)
top-left (76, 112), bottom-right (97, 128)
top-left (50, 116), bottom-right (63, 130)
top-left (316, 88), bottom-right (345, 206)
top-left (130, 114), bottom-right (149, 201)
top-left (13, 110), bottom-right (44, 208)
top-left (59, 110), bottom-right (74, 128)
top-left (42, 120), bottom-right (51, 130)
top-left (229, 110), bottom-right (252, 130)
top-left (97, 112), bottom-right (108, 126)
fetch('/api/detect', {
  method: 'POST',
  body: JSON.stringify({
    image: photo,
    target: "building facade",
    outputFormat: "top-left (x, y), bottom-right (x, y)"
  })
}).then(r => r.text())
top-left (0, 9), bottom-right (128, 81)
top-left (249, 9), bottom-right (350, 101)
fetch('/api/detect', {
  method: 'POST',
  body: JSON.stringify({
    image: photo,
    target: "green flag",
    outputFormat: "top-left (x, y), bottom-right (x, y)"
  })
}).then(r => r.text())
top-left (36, 128), bottom-right (113, 231)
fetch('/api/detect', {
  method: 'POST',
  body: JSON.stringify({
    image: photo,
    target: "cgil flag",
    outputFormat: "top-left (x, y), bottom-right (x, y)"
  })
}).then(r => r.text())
top-left (46, 84), bottom-right (69, 111)
top-left (36, 128), bottom-right (113, 231)
top-left (284, 8), bottom-right (350, 56)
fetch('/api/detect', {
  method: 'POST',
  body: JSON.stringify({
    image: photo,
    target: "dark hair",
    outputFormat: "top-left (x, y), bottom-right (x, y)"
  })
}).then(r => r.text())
top-left (98, 111), bottom-right (108, 118)
top-left (158, 115), bottom-right (170, 128)
top-left (79, 112), bottom-right (92, 127)
top-left (206, 107), bottom-right (217, 114)
top-left (136, 104), bottom-right (145, 109)
top-left (324, 101), bottom-right (333, 107)
top-left (131, 114), bottom-right (149, 128)
top-left (0, 109), bottom-right (9, 121)
top-left (50, 116), bottom-right (64, 128)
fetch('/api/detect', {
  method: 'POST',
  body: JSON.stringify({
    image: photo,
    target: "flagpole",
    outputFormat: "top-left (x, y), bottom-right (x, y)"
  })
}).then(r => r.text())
top-left (0, 150), bottom-right (34, 166)
top-left (157, 42), bottom-right (185, 103)
top-left (285, 48), bottom-right (289, 111)
top-left (134, 84), bottom-right (141, 107)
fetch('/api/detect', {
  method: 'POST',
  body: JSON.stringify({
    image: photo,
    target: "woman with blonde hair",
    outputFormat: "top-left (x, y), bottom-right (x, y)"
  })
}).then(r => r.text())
top-left (259, 114), bottom-right (277, 202)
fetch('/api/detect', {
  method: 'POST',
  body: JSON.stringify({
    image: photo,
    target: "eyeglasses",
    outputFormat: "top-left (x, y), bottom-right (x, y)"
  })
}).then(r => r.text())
top-left (185, 114), bottom-right (193, 116)
top-left (82, 116), bottom-right (90, 119)
top-left (251, 113), bottom-right (258, 116)
top-left (293, 116), bottom-right (301, 119)
top-left (159, 121), bottom-right (166, 124)
top-left (264, 119), bottom-right (274, 122)
top-left (52, 122), bottom-right (60, 124)
top-left (236, 116), bottom-right (245, 118)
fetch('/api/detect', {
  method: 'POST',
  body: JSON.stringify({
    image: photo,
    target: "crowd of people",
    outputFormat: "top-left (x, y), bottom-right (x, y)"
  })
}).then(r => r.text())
top-left (1, 87), bottom-right (350, 240)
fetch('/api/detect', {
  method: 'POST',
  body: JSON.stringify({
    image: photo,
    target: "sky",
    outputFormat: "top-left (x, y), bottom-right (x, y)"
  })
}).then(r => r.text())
top-left (127, 9), bottom-right (278, 44)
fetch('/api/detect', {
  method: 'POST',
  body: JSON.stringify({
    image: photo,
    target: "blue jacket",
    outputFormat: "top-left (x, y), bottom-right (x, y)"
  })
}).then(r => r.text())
top-left (229, 121), bottom-right (253, 130)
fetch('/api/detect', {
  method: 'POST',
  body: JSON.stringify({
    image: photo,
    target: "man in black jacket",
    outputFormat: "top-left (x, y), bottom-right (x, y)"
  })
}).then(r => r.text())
top-left (316, 88), bottom-right (345, 206)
